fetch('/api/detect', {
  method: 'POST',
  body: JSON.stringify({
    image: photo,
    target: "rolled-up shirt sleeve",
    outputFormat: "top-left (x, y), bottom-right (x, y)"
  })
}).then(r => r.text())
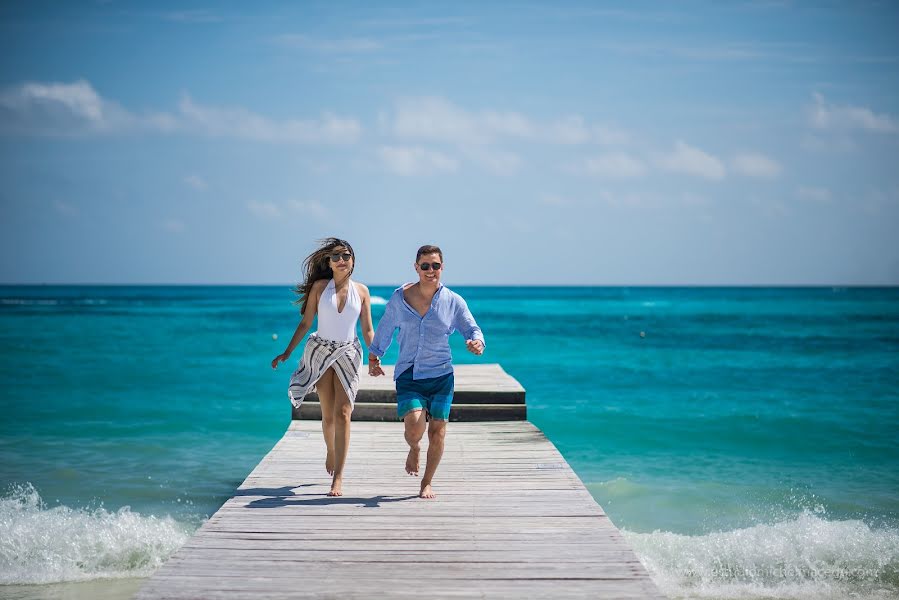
top-left (453, 296), bottom-right (485, 346)
top-left (368, 291), bottom-right (400, 357)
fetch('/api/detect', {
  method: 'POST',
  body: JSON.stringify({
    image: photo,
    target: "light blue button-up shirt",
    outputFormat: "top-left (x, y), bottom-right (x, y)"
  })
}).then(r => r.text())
top-left (369, 283), bottom-right (485, 380)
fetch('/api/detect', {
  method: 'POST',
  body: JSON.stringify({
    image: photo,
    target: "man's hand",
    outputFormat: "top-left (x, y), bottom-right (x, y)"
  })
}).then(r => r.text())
top-left (465, 339), bottom-right (484, 356)
top-left (368, 354), bottom-right (385, 377)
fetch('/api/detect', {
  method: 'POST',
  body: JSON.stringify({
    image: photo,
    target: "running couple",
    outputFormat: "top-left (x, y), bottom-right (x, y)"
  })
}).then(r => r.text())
top-left (271, 238), bottom-right (485, 499)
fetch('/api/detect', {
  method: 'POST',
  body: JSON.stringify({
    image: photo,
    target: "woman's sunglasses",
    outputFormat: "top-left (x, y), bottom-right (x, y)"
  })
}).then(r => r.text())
top-left (329, 253), bottom-right (352, 263)
top-left (418, 262), bottom-right (442, 271)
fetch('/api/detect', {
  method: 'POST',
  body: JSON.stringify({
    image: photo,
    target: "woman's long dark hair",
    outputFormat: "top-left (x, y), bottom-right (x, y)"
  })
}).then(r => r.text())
top-left (293, 238), bottom-right (355, 314)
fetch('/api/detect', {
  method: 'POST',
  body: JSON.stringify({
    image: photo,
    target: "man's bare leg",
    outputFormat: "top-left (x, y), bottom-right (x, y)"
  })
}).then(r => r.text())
top-left (317, 369), bottom-right (336, 475)
top-left (403, 409), bottom-right (427, 476)
top-left (329, 375), bottom-right (352, 497)
top-left (420, 419), bottom-right (447, 499)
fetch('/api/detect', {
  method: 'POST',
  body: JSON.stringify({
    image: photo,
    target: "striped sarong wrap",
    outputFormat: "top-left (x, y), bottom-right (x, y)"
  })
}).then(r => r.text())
top-left (288, 333), bottom-right (363, 410)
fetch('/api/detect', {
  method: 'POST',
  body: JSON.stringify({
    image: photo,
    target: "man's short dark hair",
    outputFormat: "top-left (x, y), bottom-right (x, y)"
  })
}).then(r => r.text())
top-left (416, 245), bottom-right (443, 262)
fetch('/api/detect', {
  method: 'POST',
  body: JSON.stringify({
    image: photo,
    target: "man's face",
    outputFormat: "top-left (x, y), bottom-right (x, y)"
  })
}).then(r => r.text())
top-left (415, 253), bottom-right (443, 285)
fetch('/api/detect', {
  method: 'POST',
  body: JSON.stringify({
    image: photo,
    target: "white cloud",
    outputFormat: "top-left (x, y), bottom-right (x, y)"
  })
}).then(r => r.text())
top-left (184, 174), bottom-right (208, 190)
top-left (273, 34), bottom-right (382, 53)
top-left (247, 201), bottom-right (282, 219)
top-left (809, 93), bottom-right (899, 134)
top-left (0, 79), bottom-right (133, 134)
top-left (583, 152), bottom-right (647, 178)
top-left (731, 152), bottom-right (782, 178)
top-left (386, 97), bottom-right (634, 149)
top-left (377, 145), bottom-right (458, 176)
top-left (390, 97), bottom-right (527, 145)
top-left (178, 95), bottom-right (360, 144)
top-left (545, 115), bottom-right (591, 144)
top-left (0, 80), bottom-right (360, 144)
top-left (163, 219), bottom-right (186, 233)
top-left (797, 186), bottom-right (832, 203)
top-left (657, 141), bottom-right (726, 180)
top-left (593, 124), bottom-right (632, 145)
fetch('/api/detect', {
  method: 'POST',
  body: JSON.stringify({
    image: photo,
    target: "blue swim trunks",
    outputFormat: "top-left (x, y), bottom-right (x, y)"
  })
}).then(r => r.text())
top-left (396, 367), bottom-right (455, 421)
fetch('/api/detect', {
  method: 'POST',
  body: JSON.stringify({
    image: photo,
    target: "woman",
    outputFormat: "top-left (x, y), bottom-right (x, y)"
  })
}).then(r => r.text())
top-left (271, 238), bottom-right (375, 496)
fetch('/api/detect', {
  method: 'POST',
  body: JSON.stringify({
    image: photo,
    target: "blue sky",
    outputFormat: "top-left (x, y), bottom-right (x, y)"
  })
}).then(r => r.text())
top-left (1, 1), bottom-right (898, 285)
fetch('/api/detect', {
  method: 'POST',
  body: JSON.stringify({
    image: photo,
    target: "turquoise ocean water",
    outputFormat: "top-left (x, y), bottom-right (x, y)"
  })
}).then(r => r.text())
top-left (1, 285), bottom-right (898, 599)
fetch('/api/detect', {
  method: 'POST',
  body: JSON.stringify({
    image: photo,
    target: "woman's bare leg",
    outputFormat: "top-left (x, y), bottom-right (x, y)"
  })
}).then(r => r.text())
top-left (329, 374), bottom-right (352, 496)
top-left (316, 368), bottom-right (336, 475)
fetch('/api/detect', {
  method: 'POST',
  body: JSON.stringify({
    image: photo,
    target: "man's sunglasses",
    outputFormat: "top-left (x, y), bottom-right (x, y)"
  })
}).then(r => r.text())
top-left (329, 253), bottom-right (352, 263)
top-left (418, 262), bottom-right (442, 271)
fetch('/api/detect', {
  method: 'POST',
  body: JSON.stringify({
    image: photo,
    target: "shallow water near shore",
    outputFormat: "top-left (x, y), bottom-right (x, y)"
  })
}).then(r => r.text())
top-left (2, 285), bottom-right (898, 599)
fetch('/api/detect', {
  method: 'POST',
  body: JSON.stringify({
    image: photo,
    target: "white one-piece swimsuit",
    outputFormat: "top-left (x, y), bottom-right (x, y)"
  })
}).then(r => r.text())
top-left (316, 279), bottom-right (361, 342)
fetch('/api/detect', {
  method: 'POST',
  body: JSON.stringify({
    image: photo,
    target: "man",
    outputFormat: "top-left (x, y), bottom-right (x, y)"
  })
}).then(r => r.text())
top-left (368, 244), bottom-right (485, 499)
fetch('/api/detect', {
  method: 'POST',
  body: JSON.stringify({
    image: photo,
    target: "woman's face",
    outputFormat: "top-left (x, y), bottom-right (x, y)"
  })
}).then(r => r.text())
top-left (328, 246), bottom-right (353, 275)
top-left (415, 252), bottom-right (443, 285)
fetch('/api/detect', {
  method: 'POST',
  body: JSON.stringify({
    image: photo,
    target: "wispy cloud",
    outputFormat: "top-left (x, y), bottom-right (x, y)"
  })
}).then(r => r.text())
top-left (0, 79), bottom-right (159, 135)
top-left (386, 96), bottom-right (630, 146)
top-left (357, 17), bottom-right (467, 28)
top-left (0, 80), bottom-right (361, 144)
top-left (388, 97), bottom-right (532, 145)
top-left (273, 34), bottom-right (382, 53)
top-left (809, 93), bottom-right (899, 134)
top-left (657, 141), bottom-right (726, 180)
top-left (377, 145), bottom-right (458, 176)
top-left (178, 95), bottom-right (361, 144)
top-left (545, 116), bottom-right (591, 144)
top-left (731, 152), bottom-right (782, 178)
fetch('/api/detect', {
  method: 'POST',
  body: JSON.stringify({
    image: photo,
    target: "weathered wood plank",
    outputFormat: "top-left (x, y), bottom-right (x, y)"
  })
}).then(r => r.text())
top-left (136, 418), bottom-right (663, 599)
top-left (294, 364), bottom-right (527, 421)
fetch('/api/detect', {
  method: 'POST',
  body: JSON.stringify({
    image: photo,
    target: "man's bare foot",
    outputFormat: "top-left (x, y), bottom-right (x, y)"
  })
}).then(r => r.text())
top-left (405, 446), bottom-right (420, 476)
top-left (325, 449), bottom-right (335, 475)
top-left (327, 474), bottom-right (343, 497)
top-left (419, 483), bottom-right (436, 499)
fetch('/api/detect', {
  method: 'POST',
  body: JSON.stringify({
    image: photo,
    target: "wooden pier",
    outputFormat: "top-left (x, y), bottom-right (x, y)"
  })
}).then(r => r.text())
top-left (294, 364), bottom-right (528, 422)
top-left (136, 365), bottom-right (664, 599)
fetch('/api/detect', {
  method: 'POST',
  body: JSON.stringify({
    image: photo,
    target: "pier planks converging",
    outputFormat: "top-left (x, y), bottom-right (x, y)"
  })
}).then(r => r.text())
top-left (136, 366), bottom-right (664, 599)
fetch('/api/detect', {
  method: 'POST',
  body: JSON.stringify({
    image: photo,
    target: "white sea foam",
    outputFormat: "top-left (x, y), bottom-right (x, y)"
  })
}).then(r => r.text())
top-left (370, 295), bottom-right (388, 305)
top-left (625, 511), bottom-right (899, 599)
top-left (0, 484), bottom-right (193, 584)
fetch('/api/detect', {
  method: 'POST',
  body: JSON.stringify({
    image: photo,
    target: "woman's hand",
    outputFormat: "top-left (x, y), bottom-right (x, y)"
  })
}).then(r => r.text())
top-left (368, 355), bottom-right (385, 377)
top-left (466, 339), bottom-right (484, 355)
top-left (271, 353), bottom-right (290, 369)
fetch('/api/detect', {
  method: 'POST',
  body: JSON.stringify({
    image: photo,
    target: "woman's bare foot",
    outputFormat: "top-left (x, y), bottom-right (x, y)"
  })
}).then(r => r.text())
top-left (419, 483), bottom-right (436, 499)
top-left (325, 449), bottom-right (335, 475)
top-left (327, 474), bottom-right (343, 497)
top-left (405, 446), bottom-right (420, 476)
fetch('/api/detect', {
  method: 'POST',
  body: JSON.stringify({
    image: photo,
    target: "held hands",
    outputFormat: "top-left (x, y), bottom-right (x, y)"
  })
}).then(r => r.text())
top-left (271, 353), bottom-right (290, 369)
top-left (368, 354), bottom-right (385, 377)
top-left (466, 339), bottom-right (485, 356)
